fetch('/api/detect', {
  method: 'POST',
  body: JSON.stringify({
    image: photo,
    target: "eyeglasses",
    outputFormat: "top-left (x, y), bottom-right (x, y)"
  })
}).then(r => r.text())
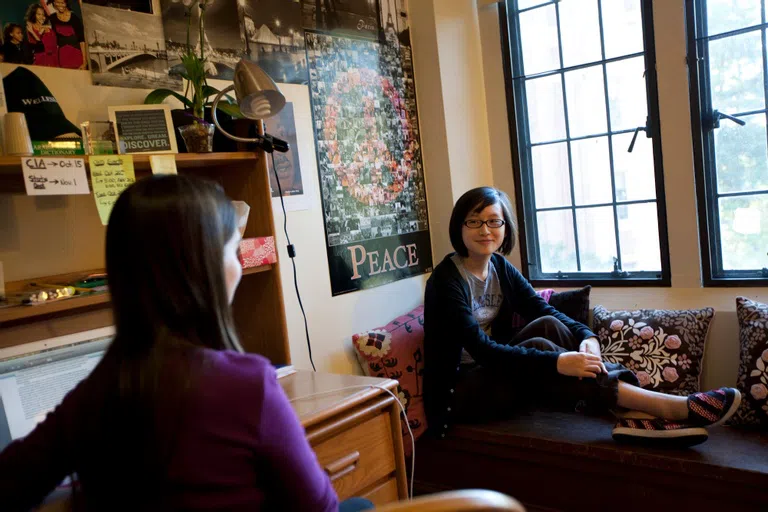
top-left (463, 219), bottom-right (506, 229)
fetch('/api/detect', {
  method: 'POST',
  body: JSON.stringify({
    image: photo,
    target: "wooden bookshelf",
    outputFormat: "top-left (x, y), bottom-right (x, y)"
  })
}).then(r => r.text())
top-left (0, 151), bottom-right (290, 364)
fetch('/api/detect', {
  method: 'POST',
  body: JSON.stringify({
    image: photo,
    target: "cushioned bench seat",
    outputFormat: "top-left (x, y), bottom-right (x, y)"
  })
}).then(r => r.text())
top-left (413, 410), bottom-right (768, 511)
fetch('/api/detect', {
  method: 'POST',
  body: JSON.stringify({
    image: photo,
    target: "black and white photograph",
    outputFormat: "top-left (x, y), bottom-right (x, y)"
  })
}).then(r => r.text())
top-left (160, 0), bottom-right (242, 81)
top-left (300, 0), bottom-right (379, 40)
top-left (82, 0), bottom-right (152, 14)
top-left (239, 0), bottom-right (308, 85)
top-left (307, 31), bottom-right (430, 295)
top-left (379, 0), bottom-right (408, 47)
top-left (83, 3), bottom-right (182, 89)
top-left (265, 102), bottom-right (303, 198)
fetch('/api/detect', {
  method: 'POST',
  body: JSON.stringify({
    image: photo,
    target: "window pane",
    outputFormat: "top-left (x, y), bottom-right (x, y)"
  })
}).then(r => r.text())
top-left (518, 0), bottom-right (552, 10)
top-left (537, 210), bottom-right (578, 272)
top-left (718, 194), bottom-right (768, 270)
top-left (526, 75), bottom-right (567, 143)
top-left (706, 0), bottom-right (761, 36)
top-left (560, 0), bottom-right (602, 67)
top-left (709, 31), bottom-right (765, 115)
top-left (602, 0), bottom-right (643, 59)
top-left (618, 203), bottom-right (662, 271)
top-left (576, 206), bottom-right (617, 271)
top-left (715, 114), bottom-right (768, 194)
top-left (532, 143), bottom-right (572, 208)
top-left (565, 65), bottom-right (607, 137)
top-left (520, 5), bottom-right (560, 75)
top-left (571, 137), bottom-right (613, 205)
top-left (612, 132), bottom-right (656, 202)
top-left (606, 56), bottom-right (648, 132)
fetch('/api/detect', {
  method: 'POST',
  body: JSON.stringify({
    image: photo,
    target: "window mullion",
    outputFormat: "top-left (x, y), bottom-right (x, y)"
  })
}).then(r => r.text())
top-left (507, 1), bottom-right (544, 279)
top-left (597, 0), bottom-right (624, 274)
top-left (554, 0), bottom-right (582, 272)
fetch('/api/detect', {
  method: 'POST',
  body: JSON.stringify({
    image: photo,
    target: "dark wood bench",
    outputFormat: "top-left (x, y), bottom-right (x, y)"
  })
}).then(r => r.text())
top-left (413, 410), bottom-right (768, 511)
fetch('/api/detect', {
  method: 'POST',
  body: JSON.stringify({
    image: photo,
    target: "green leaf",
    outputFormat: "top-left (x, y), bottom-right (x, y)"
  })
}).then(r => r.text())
top-left (144, 89), bottom-right (192, 108)
top-left (202, 85), bottom-right (236, 104)
top-left (213, 102), bottom-right (244, 119)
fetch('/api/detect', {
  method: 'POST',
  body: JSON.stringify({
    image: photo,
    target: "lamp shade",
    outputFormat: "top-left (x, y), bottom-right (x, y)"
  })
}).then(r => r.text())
top-left (233, 59), bottom-right (286, 120)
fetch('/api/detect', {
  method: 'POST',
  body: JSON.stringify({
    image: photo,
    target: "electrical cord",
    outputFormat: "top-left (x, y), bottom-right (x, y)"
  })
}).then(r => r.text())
top-left (270, 151), bottom-right (316, 372)
top-left (288, 384), bottom-right (416, 500)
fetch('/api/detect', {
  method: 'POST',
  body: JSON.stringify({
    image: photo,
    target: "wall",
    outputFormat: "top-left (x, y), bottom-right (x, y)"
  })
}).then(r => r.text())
top-left (472, 0), bottom-right (767, 389)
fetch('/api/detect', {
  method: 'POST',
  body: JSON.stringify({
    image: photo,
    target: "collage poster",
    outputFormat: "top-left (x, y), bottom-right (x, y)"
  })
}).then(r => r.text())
top-left (306, 31), bottom-right (431, 296)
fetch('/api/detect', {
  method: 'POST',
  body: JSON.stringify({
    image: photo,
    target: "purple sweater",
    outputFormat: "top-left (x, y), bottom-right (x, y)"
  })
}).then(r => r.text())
top-left (0, 350), bottom-right (339, 511)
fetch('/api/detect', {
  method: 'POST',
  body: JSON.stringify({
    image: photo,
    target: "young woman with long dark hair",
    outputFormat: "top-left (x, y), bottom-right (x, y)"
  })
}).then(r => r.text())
top-left (424, 187), bottom-right (742, 445)
top-left (26, 3), bottom-right (58, 67)
top-left (0, 175), bottom-right (343, 511)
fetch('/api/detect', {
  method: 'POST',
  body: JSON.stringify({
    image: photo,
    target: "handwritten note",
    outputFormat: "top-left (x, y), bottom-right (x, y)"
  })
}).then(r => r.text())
top-left (90, 155), bottom-right (136, 225)
top-left (149, 155), bottom-right (177, 175)
top-left (21, 157), bottom-right (90, 196)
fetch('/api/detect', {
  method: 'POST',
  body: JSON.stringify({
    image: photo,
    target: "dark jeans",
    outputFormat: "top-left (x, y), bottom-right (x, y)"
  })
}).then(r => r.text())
top-left (454, 316), bottom-right (639, 422)
top-left (339, 497), bottom-right (375, 511)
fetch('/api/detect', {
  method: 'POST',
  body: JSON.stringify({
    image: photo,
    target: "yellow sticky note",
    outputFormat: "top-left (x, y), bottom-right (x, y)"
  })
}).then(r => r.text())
top-left (150, 155), bottom-right (177, 175)
top-left (90, 155), bottom-right (136, 225)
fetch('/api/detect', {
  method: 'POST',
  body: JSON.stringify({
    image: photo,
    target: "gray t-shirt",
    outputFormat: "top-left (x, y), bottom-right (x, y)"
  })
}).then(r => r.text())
top-left (451, 254), bottom-right (503, 364)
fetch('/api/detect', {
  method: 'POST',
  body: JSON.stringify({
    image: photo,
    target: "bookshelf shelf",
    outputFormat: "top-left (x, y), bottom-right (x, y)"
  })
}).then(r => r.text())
top-left (0, 264), bottom-right (274, 325)
top-left (0, 153), bottom-right (261, 194)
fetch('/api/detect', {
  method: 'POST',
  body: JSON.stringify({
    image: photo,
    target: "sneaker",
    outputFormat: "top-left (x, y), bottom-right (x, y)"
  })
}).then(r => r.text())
top-left (687, 387), bottom-right (742, 428)
top-left (612, 418), bottom-right (709, 448)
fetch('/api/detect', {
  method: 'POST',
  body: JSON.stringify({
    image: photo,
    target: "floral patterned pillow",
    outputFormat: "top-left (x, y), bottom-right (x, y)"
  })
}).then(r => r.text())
top-left (352, 305), bottom-right (426, 453)
top-left (731, 297), bottom-right (768, 428)
top-left (593, 306), bottom-right (714, 396)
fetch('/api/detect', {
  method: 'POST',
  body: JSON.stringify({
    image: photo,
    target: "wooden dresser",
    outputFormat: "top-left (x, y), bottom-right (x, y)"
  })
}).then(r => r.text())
top-left (281, 370), bottom-right (409, 506)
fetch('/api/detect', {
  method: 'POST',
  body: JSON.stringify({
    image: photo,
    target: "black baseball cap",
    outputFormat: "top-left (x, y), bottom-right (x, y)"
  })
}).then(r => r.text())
top-left (3, 67), bottom-right (81, 140)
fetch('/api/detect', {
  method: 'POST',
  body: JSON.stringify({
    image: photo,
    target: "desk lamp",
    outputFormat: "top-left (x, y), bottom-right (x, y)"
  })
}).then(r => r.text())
top-left (211, 59), bottom-right (289, 153)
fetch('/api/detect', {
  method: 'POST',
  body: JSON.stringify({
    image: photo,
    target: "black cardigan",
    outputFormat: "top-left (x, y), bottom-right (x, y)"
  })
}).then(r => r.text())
top-left (423, 253), bottom-right (596, 438)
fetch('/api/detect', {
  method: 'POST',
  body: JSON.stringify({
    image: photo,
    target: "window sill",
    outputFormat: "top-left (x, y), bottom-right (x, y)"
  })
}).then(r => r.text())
top-left (529, 277), bottom-right (671, 288)
top-left (703, 277), bottom-right (768, 288)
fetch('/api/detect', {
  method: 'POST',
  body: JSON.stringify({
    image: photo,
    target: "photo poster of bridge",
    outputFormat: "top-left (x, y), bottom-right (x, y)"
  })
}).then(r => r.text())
top-left (0, 0), bottom-right (86, 70)
top-left (82, 3), bottom-right (181, 90)
top-left (306, 32), bottom-right (431, 296)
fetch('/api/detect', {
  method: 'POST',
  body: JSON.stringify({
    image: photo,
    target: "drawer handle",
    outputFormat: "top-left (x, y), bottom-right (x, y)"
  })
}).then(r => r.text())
top-left (324, 451), bottom-right (360, 481)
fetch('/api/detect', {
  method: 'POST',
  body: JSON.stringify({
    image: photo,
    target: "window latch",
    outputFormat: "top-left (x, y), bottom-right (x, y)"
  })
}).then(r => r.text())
top-left (628, 116), bottom-right (652, 153)
top-left (556, 270), bottom-right (569, 279)
top-left (611, 257), bottom-right (630, 278)
top-left (709, 110), bottom-right (746, 130)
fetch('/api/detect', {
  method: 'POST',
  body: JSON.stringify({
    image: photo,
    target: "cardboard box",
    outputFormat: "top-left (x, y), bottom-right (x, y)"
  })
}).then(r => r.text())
top-left (239, 236), bottom-right (276, 269)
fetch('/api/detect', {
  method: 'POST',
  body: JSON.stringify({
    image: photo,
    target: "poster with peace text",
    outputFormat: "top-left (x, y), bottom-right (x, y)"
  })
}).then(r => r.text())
top-left (306, 31), bottom-right (431, 296)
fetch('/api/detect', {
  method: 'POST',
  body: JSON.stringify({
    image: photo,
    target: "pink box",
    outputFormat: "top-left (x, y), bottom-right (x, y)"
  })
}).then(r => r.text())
top-left (239, 236), bottom-right (277, 269)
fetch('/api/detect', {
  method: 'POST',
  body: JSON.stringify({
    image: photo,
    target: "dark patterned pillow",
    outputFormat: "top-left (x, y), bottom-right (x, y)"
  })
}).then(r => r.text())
top-left (593, 306), bottom-right (714, 396)
top-left (731, 297), bottom-right (768, 428)
top-left (549, 286), bottom-right (592, 325)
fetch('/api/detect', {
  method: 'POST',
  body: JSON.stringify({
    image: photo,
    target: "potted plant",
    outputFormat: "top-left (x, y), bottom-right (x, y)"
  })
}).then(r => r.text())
top-left (144, 0), bottom-right (242, 153)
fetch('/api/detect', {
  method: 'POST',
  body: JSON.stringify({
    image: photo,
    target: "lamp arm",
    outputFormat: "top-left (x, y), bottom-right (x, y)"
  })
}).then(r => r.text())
top-left (211, 85), bottom-right (263, 143)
